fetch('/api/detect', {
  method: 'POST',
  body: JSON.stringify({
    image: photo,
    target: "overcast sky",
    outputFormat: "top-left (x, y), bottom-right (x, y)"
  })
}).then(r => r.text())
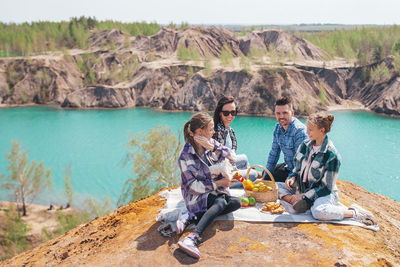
top-left (1, 0), bottom-right (399, 25)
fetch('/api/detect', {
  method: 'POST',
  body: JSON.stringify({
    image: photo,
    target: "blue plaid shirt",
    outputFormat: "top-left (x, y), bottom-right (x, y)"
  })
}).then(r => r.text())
top-left (266, 117), bottom-right (308, 176)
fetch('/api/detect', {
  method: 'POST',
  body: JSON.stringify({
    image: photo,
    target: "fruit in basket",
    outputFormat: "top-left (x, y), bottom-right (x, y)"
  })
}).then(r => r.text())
top-left (243, 180), bottom-right (254, 191)
top-left (259, 185), bottom-right (267, 192)
top-left (252, 187), bottom-right (259, 192)
top-left (240, 197), bottom-right (249, 207)
top-left (266, 186), bottom-right (273, 191)
top-left (248, 197), bottom-right (256, 206)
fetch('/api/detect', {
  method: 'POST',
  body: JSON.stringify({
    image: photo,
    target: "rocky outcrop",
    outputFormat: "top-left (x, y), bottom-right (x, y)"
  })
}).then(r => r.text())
top-left (0, 57), bottom-right (82, 105)
top-left (1, 27), bottom-right (400, 117)
top-left (3, 180), bottom-right (400, 266)
top-left (61, 86), bottom-right (135, 108)
top-left (132, 26), bottom-right (242, 58)
top-left (298, 56), bottom-right (400, 116)
top-left (240, 29), bottom-right (329, 61)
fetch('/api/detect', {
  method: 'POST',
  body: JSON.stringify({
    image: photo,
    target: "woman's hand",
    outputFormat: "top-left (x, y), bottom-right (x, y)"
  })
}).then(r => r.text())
top-left (194, 135), bottom-right (214, 151)
top-left (215, 177), bottom-right (234, 188)
top-left (285, 177), bottom-right (296, 190)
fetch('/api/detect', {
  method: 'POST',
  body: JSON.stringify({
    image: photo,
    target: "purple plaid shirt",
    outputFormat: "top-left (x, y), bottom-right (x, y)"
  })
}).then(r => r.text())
top-left (178, 139), bottom-right (231, 219)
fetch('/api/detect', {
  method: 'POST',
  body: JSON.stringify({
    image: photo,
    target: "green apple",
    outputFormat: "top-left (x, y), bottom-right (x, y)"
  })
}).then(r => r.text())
top-left (240, 197), bottom-right (249, 207)
top-left (248, 197), bottom-right (256, 206)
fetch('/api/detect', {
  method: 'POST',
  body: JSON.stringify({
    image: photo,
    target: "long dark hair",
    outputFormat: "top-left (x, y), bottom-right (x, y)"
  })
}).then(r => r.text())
top-left (213, 95), bottom-right (236, 128)
top-left (184, 112), bottom-right (213, 150)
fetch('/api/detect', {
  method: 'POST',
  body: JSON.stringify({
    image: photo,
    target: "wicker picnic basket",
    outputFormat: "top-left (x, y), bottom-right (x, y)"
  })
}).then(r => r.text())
top-left (244, 165), bottom-right (278, 203)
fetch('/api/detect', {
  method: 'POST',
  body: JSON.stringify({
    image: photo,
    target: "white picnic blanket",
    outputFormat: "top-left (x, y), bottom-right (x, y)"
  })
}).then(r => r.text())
top-left (156, 188), bottom-right (379, 234)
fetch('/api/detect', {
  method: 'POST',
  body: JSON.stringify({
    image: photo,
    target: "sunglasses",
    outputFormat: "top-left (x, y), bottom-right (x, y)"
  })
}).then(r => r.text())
top-left (221, 110), bottom-right (237, 116)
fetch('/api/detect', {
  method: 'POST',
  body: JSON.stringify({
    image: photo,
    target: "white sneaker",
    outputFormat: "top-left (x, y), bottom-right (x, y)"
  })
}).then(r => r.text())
top-left (178, 233), bottom-right (201, 259)
top-left (349, 203), bottom-right (377, 225)
top-left (176, 218), bottom-right (189, 235)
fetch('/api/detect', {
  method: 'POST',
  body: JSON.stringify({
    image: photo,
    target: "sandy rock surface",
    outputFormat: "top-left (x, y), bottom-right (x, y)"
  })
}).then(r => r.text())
top-left (3, 180), bottom-right (399, 266)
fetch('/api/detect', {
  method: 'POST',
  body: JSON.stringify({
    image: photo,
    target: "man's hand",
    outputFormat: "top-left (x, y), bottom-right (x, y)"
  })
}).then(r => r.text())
top-left (285, 177), bottom-right (296, 190)
top-left (282, 193), bottom-right (303, 205)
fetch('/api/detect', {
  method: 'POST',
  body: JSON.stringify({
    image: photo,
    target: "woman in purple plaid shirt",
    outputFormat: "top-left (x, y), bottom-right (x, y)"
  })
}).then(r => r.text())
top-left (177, 112), bottom-right (241, 259)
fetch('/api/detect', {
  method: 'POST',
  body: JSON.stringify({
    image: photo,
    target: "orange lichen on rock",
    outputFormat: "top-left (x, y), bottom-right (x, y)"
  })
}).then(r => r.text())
top-left (3, 182), bottom-right (400, 267)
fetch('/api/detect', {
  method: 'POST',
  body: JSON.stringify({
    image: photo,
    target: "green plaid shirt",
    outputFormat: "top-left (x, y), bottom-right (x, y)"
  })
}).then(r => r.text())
top-left (290, 136), bottom-right (341, 202)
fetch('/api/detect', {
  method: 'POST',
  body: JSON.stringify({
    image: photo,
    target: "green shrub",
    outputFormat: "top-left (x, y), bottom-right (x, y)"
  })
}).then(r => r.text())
top-left (318, 84), bottom-right (327, 105)
top-left (240, 55), bottom-right (251, 73)
top-left (1, 203), bottom-right (31, 259)
top-left (76, 53), bottom-right (99, 85)
top-left (109, 40), bottom-right (116, 51)
top-left (0, 18), bottom-right (160, 55)
top-left (299, 25), bottom-right (400, 63)
top-left (248, 47), bottom-right (265, 65)
top-left (373, 45), bottom-right (383, 61)
top-left (118, 126), bottom-right (182, 205)
top-left (394, 54), bottom-right (400, 72)
top-left (392, 42), bottom-right (400, 54)
top-left (179, 22), bottom-right (189, 30)
top-left (168, 22), bottom-right (176, 29)
top-left (203, 58), bottom-right (213, 76)
top-left (177, 46), bottom-right (200, 62)
top-left (34, 69), bottom-right (52, 100)
top-left (299, 96), bottom-right (311, 114)
top-left (361, 67), bottom-right (370, 83)
top-left (219, 45), bottom-right (234, 67)
top-left (6, 65), bottom-right (21, 89)
top-left (370, 64), bottom-right (390, 81)
top-left (240, 27), bottom-right (247, 37)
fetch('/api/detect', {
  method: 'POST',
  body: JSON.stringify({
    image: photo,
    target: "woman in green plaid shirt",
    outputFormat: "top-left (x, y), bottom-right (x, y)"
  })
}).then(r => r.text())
top-left (277, 113), bottom-right (377, 226)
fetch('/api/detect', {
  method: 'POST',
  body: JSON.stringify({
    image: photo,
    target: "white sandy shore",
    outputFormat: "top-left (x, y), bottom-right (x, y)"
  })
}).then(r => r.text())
top-left (327, 100), bottom-right (367, 112)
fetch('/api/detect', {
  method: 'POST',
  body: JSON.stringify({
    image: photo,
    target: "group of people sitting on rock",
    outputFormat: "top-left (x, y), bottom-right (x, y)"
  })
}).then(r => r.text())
top-left (176, 95), bottom-right (377, 259)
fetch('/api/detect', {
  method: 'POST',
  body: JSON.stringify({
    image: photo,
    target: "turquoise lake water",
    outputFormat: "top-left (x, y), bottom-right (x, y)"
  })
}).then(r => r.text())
top-left (0, 106), bottom-right (399, 206)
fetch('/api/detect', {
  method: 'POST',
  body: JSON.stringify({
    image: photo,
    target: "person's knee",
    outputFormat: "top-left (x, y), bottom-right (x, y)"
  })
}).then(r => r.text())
top-left (214, 197), bottom-right (228, 209)
top-left (231, 198), bottom-right (242, 210)
top-left (311, 205), bottom-right (329, 221)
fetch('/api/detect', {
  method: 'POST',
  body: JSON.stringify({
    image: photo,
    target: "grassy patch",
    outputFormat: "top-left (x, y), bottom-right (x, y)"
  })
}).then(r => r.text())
top-left (299, 25), bottom-right (400, 63)
top-left (318, 83), bottom-right (327, 105)
top-left (203, 58), bottom-right (213, 76)
top-left (1, 203), bottom-right (31, 259)
top-left (76, 52), bottom-right (99, 85)
top-left (219, 45), bottom-right (234, 67)
top-left (370, 64), bottom-right (390, 81)
top-left (0, 17), bottom-right (160, 55)
top-left (0, 51), bottom-right (21, 57)
top-left (240, 55), bottom-right (251, 74)
top-left (177, 46), bottom-right (200, 62)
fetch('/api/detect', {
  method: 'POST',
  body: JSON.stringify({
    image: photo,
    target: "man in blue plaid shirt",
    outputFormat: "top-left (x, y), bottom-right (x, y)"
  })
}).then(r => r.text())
top-left (264, 96), bottom-right (308, 182)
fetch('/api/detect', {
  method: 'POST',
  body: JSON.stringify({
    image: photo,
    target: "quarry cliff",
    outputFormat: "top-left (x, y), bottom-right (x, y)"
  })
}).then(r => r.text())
top-left (0, 27), bottom-right (399, 117)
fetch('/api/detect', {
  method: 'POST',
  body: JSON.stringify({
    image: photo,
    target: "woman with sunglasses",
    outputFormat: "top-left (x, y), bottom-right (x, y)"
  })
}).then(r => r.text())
top-left (213, 96), bottom-right (258, 186)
